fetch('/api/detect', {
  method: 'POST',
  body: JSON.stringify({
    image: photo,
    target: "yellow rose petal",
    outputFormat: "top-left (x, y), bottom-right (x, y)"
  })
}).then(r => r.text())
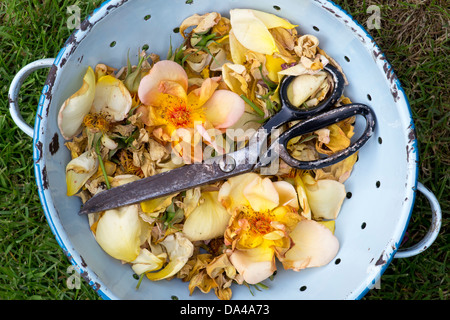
top-left (230, 9), bottom-right (278, 55)
top-left (65, 150), bottom-right (98, 196)
top-left (265, 54), bottom-right (285, 83)
top-left (228, 30), bottom-right (247, 64)
top-left (318, 220), bottom-right (336, 234)
top-left (141, 194), bottom-right (178, 216)
top-left (302, 173), bottom-right (346, 220)
top-left (249, 9), bottom-right (298, 29)
top-left (243, 176), bottom-right (279, 212)
top-left (294, 173), bottom-right (311, 219)
top-left (316, 124), bottom-right (351, 155)
top-left (219, 173), bottom-right (260, 212)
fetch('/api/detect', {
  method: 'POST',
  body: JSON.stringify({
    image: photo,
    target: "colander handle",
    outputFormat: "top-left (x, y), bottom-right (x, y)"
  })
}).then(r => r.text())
top-left (8, 58), bottom-right (55, 138)
top-left (394, 182), bottom-right (442, 258)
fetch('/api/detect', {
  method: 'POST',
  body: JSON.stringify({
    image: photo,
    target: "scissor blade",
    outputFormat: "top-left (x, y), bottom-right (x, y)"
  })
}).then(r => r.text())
top-left (78, 159), bottom-right (253, 215)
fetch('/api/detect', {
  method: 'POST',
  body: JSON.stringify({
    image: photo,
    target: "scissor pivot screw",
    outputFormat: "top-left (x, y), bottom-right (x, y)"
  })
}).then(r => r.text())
top-left (218, 156), bottom-right (236, 173)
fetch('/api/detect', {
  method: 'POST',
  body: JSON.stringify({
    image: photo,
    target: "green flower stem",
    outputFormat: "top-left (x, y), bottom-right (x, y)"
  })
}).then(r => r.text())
top-left (95, 137), bottom-right (111, 190)
top-left (240, 94), bottom-right (265, 117)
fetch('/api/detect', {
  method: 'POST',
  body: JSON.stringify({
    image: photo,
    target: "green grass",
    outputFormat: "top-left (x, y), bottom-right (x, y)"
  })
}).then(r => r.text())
top-left (0, 0), bottom-right (448, 300)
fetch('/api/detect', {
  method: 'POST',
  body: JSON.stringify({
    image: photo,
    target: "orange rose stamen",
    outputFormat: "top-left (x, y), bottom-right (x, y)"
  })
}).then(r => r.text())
top-left (83, 113), bottom-right (110, 132)
top-left (118, 149), bottom-right (144, 178)
top-left (248, 212), bottom-right (274, 236)
top-left (166, 104), bottom-right (193, 129)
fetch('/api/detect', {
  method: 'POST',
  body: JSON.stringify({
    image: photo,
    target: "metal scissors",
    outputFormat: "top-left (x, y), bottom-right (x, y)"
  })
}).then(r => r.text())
top-left (79, 64), bottom-right (376, 215)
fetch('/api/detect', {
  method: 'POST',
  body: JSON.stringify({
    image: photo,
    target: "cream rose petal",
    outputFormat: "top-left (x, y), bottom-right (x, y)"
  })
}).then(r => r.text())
top-left (91, 75), bottom-right (132, 122)
top-left (294, 35), bottom-right (320, 58)
top-left (272, 180), bottom-right (299, 209)
top-left (101, 134), bottom-right (118, 150)
top-left (57, 66), bottom-right (96, 140)
top-left (131, 248), bottom-right (167, 275)
top-left (146, 233), bottom-right (194, 281)
top-left (281, 220), bottom-right (339, 271)
top-left (185, 50), bottom-right (212, 73)
top-left (210, 48), bottom-right (230, 71)
top-left (179, 12), bottom-right (221, 37)
top-left (302, 174), bottom-right (346, 220)
top-left (110, 174), bottom-right (140, 188)
top-left (286, 72), bottom-right (328, 107)
top-left (229, 246), bottom-right (276, 284)
top-left (182, 191), bottom-right (231, 242)
top-left (95, 204), bottom-right (142, 263)
top-left (277, 62), bottom-right (320, 78)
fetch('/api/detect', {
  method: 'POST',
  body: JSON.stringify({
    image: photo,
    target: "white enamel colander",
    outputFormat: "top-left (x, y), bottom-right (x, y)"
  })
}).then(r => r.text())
top-left (8, 0), bottom-right (442, 300)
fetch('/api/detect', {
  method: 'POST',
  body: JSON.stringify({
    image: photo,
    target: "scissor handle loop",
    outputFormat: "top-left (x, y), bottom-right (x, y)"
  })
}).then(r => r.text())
top-left (261, 103), bottom-right (376, 170)
top-left (280, 64), bottom-right (345, 116)
top-left (263, 64), bottom-right (346, 131)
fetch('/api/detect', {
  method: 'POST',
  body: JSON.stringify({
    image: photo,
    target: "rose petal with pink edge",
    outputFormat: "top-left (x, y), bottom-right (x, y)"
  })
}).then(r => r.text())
top-left (158, 80), bottom-right (187, 102)
top-left (138, 60), bottom-right (188, 105)
top-left (203, 90), bottom-right (245, 129)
